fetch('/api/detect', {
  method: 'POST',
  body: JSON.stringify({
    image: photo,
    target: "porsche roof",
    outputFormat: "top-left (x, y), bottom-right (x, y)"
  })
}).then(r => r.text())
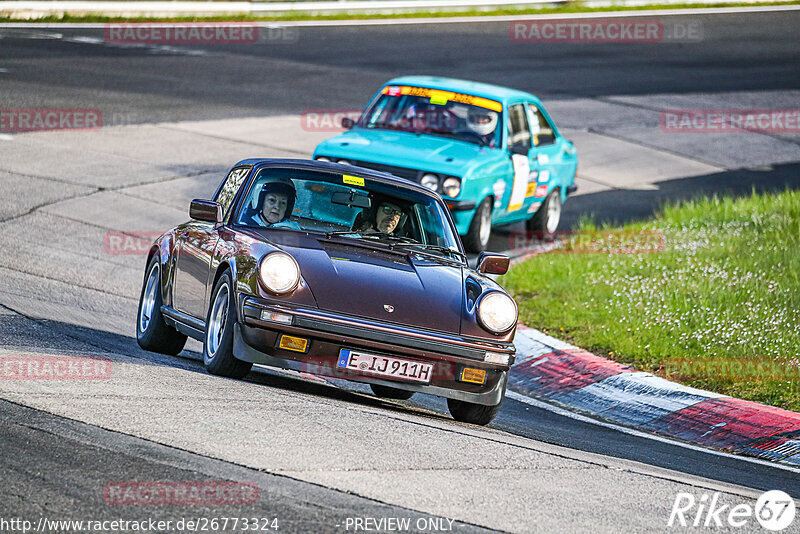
top-left (232, 158), bottom-right (439, 198)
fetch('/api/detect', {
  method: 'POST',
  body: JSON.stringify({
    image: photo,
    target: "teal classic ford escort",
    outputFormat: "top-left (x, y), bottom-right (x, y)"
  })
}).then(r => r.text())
top-left (313, 76), bottom-right (578, 251)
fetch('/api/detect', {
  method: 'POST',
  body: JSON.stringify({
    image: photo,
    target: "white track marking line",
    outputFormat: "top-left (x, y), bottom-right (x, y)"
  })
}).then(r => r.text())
top-left (505, 390), bottom-right (800, 474)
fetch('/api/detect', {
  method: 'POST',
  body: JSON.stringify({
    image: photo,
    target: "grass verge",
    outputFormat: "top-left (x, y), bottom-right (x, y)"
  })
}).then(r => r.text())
top-left (0, 1), bottom-right (798, 23)
top-left (500, 190), bottom-right (800, 411)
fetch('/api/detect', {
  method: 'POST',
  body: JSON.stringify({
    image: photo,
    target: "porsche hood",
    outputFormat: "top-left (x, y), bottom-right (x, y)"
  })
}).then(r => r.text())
top-left (280, 236), bottom-right (464, 334)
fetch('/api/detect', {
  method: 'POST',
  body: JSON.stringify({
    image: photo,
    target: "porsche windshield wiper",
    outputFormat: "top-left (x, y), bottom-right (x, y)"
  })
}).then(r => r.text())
top-left (324, 231), bottom-right (412, 246)
top-left (325, 230), bottom-right (363, 237)
top-left (324, 232), bottom-right (464, 261)
top-left (394, 241), bottom-right (466, 262)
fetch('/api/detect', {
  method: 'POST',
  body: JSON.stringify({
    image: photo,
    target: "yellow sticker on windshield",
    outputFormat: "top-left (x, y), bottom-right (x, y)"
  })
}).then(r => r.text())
top-left (343, 174), bottom-right (364, 187)
top-left (382, 86), bottom-right (502, 112)
top-left (430, 95), bottom-right (448, 106)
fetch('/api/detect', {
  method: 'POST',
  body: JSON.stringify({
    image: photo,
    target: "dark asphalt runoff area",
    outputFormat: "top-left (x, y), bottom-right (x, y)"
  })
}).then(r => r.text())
top-left (1, 9), bottom-right (799, 531)
top-left (1, 12), bottom-right (798, 121)
top-left (0, 398), bottom-right (490, 534)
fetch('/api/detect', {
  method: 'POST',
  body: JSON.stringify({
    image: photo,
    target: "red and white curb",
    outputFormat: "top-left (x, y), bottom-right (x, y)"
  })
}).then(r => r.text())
top-left (510, 325), bottom-right (800, 467)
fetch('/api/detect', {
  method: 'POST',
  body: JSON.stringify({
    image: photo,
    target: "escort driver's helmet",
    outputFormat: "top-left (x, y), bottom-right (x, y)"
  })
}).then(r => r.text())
top-left (467, 109), bottom-right (498, 137)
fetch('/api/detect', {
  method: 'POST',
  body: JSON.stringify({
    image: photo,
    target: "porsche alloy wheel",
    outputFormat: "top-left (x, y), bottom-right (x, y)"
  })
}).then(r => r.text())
top-left (139, 263), bottom-right (158, 334)
top-left (203, 271), bottom-right (253, 379)
top-left (136, 258), bottom-right (187, 355)
top-left (447, 397), bottom-right (502, 426)
top-left (206, 282), bottom-right (229, 357)
top-left (465, 197), bottom-right (492, 253)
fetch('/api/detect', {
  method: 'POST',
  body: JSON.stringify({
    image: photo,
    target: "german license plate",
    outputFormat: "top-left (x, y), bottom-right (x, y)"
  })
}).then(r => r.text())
top-left (337, 349), bottom-right (433, 383)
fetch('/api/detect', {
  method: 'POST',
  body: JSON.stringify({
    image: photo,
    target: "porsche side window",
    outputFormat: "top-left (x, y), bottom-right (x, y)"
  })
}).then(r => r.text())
top-left (527, 104), bottom-right (556, 146)
top-left (507, 104), bottom-right (531, 152)
top-left (215, 167), bottom-right (250, 220)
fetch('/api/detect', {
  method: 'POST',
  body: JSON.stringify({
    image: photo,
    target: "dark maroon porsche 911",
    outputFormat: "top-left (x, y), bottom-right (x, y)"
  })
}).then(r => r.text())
top-left (136, 159), bottom-right (517, 425)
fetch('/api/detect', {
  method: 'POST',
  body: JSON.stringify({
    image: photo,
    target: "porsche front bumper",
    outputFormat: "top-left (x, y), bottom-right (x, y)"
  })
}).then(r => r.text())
top-left (234, 297), bottom-right (515, 405)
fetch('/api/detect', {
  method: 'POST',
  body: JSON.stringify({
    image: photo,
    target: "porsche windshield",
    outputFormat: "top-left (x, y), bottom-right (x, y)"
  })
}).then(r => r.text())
top-left (235, 167), bottom-right (464, 260)
top-left (357, 87), bottom-right (503, 148)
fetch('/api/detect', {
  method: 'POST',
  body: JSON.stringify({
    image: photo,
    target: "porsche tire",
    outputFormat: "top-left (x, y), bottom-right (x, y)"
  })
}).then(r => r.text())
top-left (464, 197), bottom-right (492, 253)
top-left (447, 397), bottom-right (502, 426)
top-left (203, 271), bottom-right (252, 379)
top-left (136, 258), bottom-right (187, 355)
top-left (527, 188), bottom-right (561, 234)
top-left (370, 384), bottom-right (415, 400)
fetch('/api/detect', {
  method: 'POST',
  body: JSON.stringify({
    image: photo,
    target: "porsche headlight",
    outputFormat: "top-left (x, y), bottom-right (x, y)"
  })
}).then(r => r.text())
top-left (442, 177), bottom-right (461, 198)
top-left (477, 292), bottom-right (517, 334)
top-left (259, 252), bottom-right (300, 294)
top-left (421, 173), bottom-right (439, 191)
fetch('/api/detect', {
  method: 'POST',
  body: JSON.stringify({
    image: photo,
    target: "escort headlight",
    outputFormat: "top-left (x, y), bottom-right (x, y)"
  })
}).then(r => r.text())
top-left (420, 173), bottom-right (440, 192)
top-left (315, 156), bottom-right (331, 162)
top-left (477, 292), bottom-right (518, 334)
top-left (337, 159), bottom-right (352, 165)
top-left (259, 252), bottom-right (300, 295)
top-left (442, 177), bottom-right (461, 198)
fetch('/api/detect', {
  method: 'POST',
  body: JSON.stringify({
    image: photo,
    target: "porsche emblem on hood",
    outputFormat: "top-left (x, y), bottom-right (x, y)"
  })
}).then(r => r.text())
top-left (383, 305), bottom-right (395, 313)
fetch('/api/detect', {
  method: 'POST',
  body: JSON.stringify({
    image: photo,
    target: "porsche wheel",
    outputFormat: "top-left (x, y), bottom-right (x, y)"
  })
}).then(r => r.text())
top-left (371, 384), bottom-right (414, 400)
top-left (136, 258), bottom-right (187, 355)
top-left (203, 271), bottom-right (252, 379)
top-left (527, 188), bottom-right (561, 234)
top-left (447, 398), bottom-right (502, 426)
top-left (464, 197), bottom-right (492, 253)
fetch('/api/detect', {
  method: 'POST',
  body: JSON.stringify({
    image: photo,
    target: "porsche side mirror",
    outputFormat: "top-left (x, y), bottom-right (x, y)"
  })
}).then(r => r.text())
top-left (189, 199), bottom-right (223, 224)
top-left (341, 117), bottom-right (355, 129)
top-left (477, 252), bottom-right (510, 275)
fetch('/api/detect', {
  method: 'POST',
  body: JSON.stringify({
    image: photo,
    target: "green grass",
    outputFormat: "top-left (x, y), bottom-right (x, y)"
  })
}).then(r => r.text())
top-left (2, 1), bottom-right (798, 23)
top-left (500, 190), bottom-right (800, 411)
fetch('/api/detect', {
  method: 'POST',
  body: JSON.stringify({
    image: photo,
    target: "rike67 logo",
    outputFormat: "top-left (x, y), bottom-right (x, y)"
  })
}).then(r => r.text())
top-left (668, 490), bottom-right (796, 531)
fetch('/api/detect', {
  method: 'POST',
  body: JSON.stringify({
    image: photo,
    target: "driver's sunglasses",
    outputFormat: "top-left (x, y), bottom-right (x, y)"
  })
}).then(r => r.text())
top-left (381, 205), bottom-right (403, 217)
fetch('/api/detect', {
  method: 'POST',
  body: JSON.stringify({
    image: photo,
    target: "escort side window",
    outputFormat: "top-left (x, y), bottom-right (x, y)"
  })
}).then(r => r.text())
top-left (507, 104), bottom-right (532, 152)
top-left (527, 104), bottom-right (556, 146)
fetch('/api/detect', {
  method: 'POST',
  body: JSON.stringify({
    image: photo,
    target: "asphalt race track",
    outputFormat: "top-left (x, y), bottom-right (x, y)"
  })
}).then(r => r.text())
top-left (1, 9), bottom-right (799, 532)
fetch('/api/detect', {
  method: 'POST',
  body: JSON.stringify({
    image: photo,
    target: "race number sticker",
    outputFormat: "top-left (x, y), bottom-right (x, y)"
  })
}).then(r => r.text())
top-left (508, 154), bottom-right (530, 212)
top-left (343, 174), bottom-right (364, 186)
